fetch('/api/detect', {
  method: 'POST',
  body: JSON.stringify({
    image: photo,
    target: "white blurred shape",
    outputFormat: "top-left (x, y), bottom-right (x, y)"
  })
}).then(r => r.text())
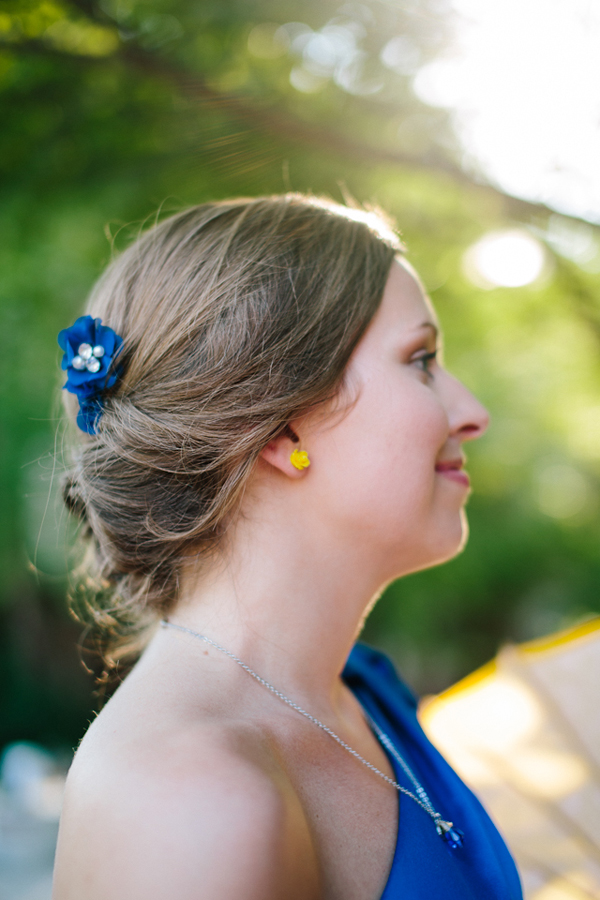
top-left (303, 33), bottom-right (341, 75)
top-left (1, 742), bottom-right (66, 821)
top-left (545, 216), bottom-right (599, 266)
top-left (277, 22), bottom-right (313, 52)
top-left (532, 873), bottom-right (600, 900)
top-left (380, 35), bottom-right (421, 74)
top-left (1, 743), bottom-right (53, 794)
top-left (420, 621), bottom-right (600, 898)
top-left (321, 23), bottom-right (360, 57)
top-left (464, 230), bottom-right (546, 288)
top-left (289, 65), bottom-right (327, 93)
top-left (284, 17), bottom-right (381, 96)
top-left (413, 0), bottom-right (600, 222)
top-left (506, 748), bottom-right (588, 800)
top-left (333, 50), bottom-right (383, 96)
top-left (425, 673), bottom-right (543, 754)
top-left (535, 464), bottom-right (590, 519)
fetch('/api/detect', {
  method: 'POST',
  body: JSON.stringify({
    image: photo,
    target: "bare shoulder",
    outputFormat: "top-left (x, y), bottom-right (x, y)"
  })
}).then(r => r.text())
top-left (53, 715), bottom-right (321, 900)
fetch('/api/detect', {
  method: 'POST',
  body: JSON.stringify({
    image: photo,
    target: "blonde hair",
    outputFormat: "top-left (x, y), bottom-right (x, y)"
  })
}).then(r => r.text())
top-left (63, 193), bottom-right (400, 666)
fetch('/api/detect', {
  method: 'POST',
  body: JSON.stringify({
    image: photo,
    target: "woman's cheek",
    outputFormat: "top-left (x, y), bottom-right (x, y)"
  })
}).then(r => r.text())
top-left (401, 385), bottom-right (450, 462)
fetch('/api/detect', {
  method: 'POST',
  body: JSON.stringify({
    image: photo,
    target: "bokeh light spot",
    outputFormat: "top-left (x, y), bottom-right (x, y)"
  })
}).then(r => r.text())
top-left (247, 23), bottom-right (289, 59)
top-left (463, 230), bottom-right (546, 288)
top-left (535, 464), bottom-right (591, 520)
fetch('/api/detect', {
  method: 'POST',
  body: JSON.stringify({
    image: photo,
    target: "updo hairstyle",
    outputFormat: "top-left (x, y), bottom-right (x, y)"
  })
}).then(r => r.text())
top-left (62, 194), bottom-right (400, 666)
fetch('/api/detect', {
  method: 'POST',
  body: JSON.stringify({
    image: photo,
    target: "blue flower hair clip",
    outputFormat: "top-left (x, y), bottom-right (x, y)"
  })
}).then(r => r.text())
top-left (58, 315), bottom-right (124, 434)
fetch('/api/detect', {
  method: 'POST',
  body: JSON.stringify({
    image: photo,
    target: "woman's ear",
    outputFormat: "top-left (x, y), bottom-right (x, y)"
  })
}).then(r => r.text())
top-left (260, 426), bottom-right (309, 479)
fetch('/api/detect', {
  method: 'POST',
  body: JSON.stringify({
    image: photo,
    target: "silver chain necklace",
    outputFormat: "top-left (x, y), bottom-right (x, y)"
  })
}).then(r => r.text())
top-left (160, 619), bottom-right (464, 848)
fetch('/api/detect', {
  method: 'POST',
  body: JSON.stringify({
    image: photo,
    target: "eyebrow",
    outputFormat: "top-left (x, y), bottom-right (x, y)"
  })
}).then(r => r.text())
top-left (420, 322), bottom-right (439, 336)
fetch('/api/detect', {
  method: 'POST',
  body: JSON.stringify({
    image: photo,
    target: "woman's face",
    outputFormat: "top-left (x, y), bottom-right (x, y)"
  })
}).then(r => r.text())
top-left (304, 259), bottom-right (489, 580)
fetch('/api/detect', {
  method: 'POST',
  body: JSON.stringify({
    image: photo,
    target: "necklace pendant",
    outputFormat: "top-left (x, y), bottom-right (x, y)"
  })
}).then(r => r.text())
top-left (436, 820), bottom-right (465, 849)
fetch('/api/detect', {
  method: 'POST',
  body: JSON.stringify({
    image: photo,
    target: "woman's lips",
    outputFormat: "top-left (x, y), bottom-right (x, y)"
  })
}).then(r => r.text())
top-left (435, 460), bottom-right (470, 488)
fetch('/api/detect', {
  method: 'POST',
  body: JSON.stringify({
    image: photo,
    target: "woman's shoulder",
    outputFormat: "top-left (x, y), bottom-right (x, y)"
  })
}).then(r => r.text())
top-left (53, 701), bottom-right (320, 899)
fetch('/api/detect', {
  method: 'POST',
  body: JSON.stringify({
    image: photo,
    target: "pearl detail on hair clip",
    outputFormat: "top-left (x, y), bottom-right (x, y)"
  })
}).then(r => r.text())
top-left (71, 343), bottom-right (106, 373)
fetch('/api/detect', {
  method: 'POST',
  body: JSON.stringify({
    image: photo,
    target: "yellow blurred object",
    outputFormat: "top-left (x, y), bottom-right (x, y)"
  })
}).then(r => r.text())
top-left (290, 448), bottom-right (311, 470)
top-left (419, 619), bottom-right (600, 900)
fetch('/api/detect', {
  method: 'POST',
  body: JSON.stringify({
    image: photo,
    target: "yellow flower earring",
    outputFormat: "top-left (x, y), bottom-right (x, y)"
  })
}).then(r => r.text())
top-left (290, 448), bottom-right (311, 470)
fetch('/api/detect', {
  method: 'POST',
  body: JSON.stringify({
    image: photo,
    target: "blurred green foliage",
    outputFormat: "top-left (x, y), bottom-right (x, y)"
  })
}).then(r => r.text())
top-left (1, 0), bottom-right (599, 750)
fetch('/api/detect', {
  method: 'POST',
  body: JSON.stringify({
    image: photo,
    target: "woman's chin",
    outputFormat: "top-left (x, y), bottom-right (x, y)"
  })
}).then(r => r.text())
top-left (442, 509), bottom-right (470, 560)
top-left (458, 509), bottom-right (470, 549)
top-left (389, 526), bottom-right (469, 580)
top-left (424, 509), bottom-right (470, 569)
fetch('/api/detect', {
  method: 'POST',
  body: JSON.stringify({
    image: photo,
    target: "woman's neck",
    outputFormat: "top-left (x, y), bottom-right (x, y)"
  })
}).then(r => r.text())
top-left (159, 505), bottom-right (388, 716)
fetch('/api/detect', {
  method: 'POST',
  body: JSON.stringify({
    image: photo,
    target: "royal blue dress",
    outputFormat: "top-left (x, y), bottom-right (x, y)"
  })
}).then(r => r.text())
top-left (342, 643), bottom-right (523, 900)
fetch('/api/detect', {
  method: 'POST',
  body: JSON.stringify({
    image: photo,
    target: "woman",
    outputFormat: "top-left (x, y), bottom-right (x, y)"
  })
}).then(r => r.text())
top-left (52, 195), bottom-right (522, 899)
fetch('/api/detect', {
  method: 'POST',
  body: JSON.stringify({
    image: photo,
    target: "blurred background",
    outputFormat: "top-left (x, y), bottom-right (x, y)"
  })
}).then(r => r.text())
top-left (1, 0), bottom-right (599, 896)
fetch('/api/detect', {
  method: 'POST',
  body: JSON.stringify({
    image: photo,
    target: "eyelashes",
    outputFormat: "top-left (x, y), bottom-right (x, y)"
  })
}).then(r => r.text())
top-left (412, 349), bottom-right (438, 377)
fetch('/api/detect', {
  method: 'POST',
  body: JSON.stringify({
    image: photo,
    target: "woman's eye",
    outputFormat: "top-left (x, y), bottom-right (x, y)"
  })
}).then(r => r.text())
top-left (412, 350), bottom-right (437, 377)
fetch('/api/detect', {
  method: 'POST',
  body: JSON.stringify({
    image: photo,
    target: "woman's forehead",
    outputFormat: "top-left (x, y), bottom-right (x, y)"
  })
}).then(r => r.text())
top-left (379, 259), bottom-right (439, 334)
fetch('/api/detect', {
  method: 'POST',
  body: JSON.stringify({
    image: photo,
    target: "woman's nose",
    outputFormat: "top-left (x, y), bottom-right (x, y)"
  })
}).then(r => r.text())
top-left (445, 374), bottom-right (490, 443)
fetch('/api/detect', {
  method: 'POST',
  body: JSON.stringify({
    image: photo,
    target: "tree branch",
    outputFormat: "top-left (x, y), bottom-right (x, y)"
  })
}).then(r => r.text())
top-left (4, 34), bottom-right (599, 231)
top-left (64, 0), bottom-right (116, 26)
